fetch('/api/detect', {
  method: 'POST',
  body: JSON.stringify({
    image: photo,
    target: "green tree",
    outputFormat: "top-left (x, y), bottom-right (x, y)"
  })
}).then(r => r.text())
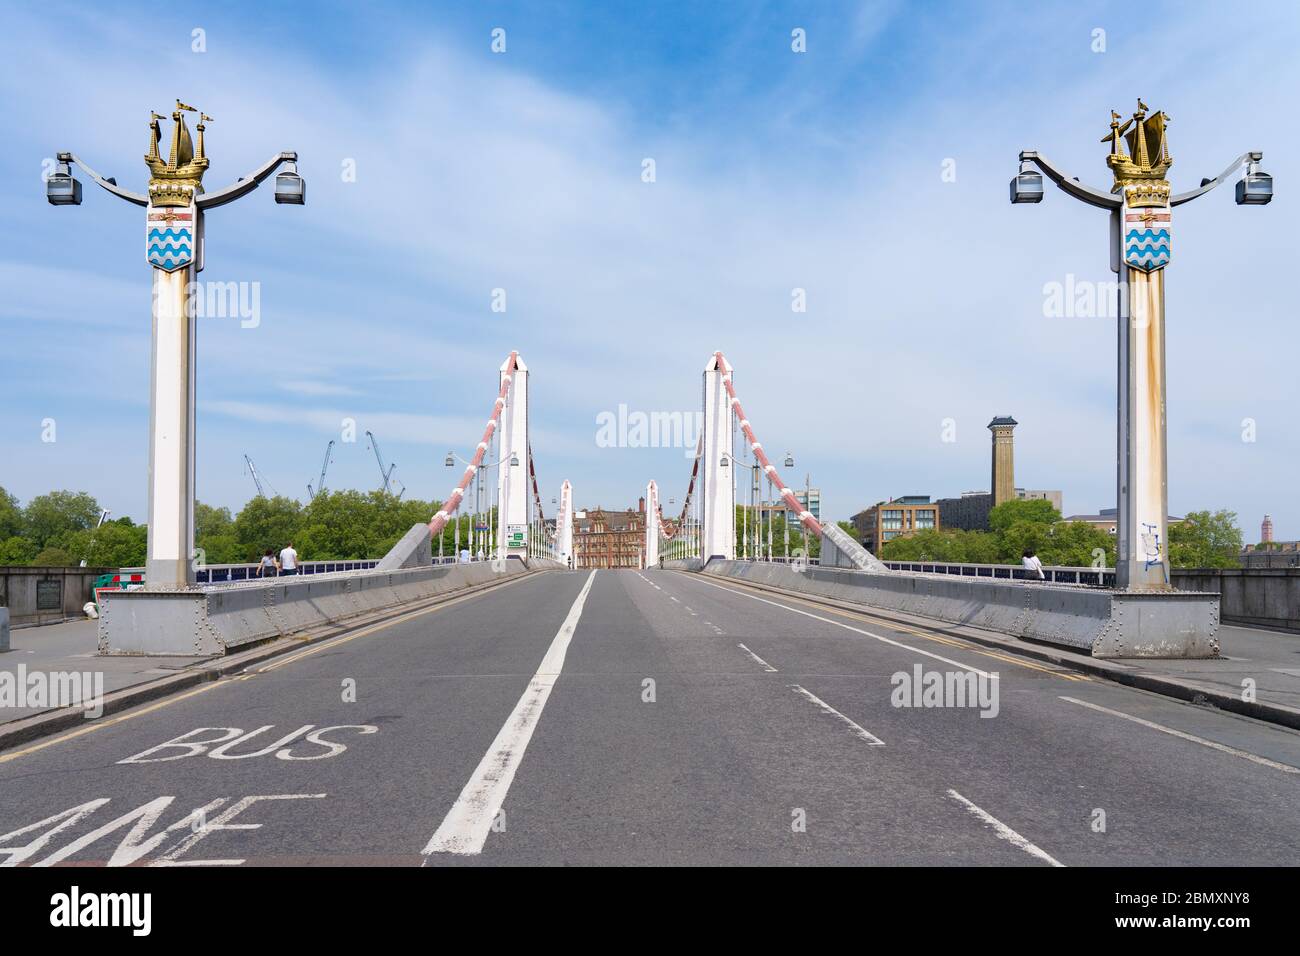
top-left (880, 528), bottom-right (1001, 563)
top-left (0, 536), bottom-right (38, 565)
top-left (31, 546), bottom-right (77, 566)
top-left (988, 498), bottom-right (1061, 533)
top-left (0, 487), bottom-right (23, 539)
top-left (23, 490), bottom-right (101, 548)
top-left (56, 520), bottom-right (148, 567)
top-left (1037, 521), bottom-right (1115, 569)
top-left (195, 501), bottom-right (242, 564)
top-left (232, 495), bottom-right (303, 561)
top-left (1168, 510), bottom-right (1242, 568)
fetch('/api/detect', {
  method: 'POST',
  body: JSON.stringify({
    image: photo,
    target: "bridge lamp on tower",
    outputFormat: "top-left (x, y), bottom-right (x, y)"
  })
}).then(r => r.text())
top-left (1013, 100), bottom-right (1270, 590)
top-left (48, 102), bottom-right (304, 588)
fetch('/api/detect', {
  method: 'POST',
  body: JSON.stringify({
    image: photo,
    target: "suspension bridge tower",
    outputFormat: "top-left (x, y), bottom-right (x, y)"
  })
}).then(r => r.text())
top-left (496, 354), bottom-right (530, 561)
top-left (700, 353), bottom-right (736, 561)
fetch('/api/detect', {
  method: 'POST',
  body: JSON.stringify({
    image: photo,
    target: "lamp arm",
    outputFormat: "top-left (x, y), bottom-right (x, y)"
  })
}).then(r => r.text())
top-left (1018, 150), bottom-right (1121, 210)
top-left (197, 151), bottom-right (298, 210)
top-left (1170, 151), bottom-right (1262, 207)
top-left (59, 152), bottom-right (148, 206)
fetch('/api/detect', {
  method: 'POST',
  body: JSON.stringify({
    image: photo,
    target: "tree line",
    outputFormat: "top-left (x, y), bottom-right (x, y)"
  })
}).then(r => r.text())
top-left (0, 486), bottom-right (1247, 570)
top-left (876, 499), bottom-right (1243, 569)
top-left (0, 486), bottom-right (481, 568)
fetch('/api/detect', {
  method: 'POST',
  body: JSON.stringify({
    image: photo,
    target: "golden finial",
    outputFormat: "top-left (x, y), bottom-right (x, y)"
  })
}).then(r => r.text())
top-left (145, 97), bottom-right (210, 207)
top-left (146, 111), bottom-right (165, 163)
top-left (1104, 98), bottom-right (1172, 201)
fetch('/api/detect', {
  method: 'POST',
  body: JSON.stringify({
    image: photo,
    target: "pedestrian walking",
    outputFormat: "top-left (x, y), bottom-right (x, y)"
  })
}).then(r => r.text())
top-left (1022, 547), bottom-right (1046, 581)
top-left (279, 541), bottom-right (300, 576)
top-left (256, 548), bottom-right (279, 578)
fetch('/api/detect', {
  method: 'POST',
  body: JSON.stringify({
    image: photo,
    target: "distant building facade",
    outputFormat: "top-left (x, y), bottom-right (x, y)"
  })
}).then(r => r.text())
top-left (936, 487), bottom-right (1063, 532)
top-left (856, 414), bottom-right (1060, 541)
top-left (1262, 514), bottom-right (1275, 543)
top-left (574, 505), bottom-right (645, 569)
top-left (1063, 507), bottom-right (1182, 536)
top-left (1242, 540), bottom-right (1300, 568)
top-left (853, 496), bottom-right (939, 554)
top-left (988, 416), bottom-right (1017, 507)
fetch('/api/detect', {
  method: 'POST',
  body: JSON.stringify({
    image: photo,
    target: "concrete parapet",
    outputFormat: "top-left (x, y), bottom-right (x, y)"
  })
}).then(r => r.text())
top-left (98, 560), bottom-right (531, 656)
top-left (700, 561), bottom-right (1219, 659)
top-left (376, 523), bottom-right (433, 571)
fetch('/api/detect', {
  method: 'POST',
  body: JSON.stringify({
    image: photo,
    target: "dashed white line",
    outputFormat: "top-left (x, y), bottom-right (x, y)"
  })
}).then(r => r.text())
top-left (946, 789), bottom-right (1064, 867)
top-left (737, 643), bottom-right (778, 672)
top-left (1060, 696), bottom-right (1300, 775)
top-left (685, 575), bottom-right (994, 678)
top-left (791, 685), bottom-right (884, 745)
top-left (422, 570), bottom-right (598, 857)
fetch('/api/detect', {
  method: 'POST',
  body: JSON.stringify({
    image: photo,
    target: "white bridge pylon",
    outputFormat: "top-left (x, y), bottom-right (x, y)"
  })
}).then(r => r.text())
top-left (495, 353), bottom-right (529, 560)
top-left (648, 350), bottom-right (887, 572)
top-left (430, 350), bottom-right (561, 565)
top-left (644, 480), bottom-right (660, 568)
top-left (556, 479), bottom-right (575, 568)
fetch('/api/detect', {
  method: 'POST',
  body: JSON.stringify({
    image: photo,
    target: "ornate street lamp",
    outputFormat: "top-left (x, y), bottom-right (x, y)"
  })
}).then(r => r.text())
top-left (1014, 100), bottom-right (1270, 590)
top-left (49, 101), bottom-right (304, 588)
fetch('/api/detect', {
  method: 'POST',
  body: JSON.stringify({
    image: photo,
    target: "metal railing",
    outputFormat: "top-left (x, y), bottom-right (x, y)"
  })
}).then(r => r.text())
top-left (883, 560), bottom-right (1115, 587)
top-left (120, 554), bottom-right (475, 585)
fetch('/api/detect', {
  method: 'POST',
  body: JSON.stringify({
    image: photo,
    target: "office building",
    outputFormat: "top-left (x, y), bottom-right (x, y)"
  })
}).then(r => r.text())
top-left (853, 496), bottom-right (939, 554)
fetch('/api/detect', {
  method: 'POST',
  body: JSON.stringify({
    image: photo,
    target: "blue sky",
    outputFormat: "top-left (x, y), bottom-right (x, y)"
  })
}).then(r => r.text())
top-left (1, 0), bottom-right (1297, 540)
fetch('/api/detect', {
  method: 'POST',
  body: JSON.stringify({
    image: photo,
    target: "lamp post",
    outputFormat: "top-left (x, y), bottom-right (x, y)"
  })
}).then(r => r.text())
top-left (802, 472), bottom-right (811, 562)
top-left (1014, 101), bottom-right (1270, 590)
top-left (447, 449), bottom-right (515, 560)
top-left (719, 453), bottom-right (760, 560)
top-left (782, 453), bottom-right (794, 560)
top-left (49, 101), bottom-right (304, 589)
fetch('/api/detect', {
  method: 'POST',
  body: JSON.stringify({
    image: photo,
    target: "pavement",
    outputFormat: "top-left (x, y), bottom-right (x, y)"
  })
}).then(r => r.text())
top-left (0, 618), bottom-right (211, 721)
top-left (1, 567), bottom-right (1298, 866)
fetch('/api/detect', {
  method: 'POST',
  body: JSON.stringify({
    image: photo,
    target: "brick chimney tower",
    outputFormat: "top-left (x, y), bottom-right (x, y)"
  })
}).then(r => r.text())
top-left (988, 416), bottom-right (1017, 508)
top-left (1262, 514), bottom-right (1274, 543)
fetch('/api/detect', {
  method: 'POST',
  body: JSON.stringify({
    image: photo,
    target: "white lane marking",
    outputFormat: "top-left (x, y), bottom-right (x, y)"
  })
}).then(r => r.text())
top-left (737, 643), bottom-right (778, 673)
top-left (791, 684), bottom-right (884, 745)
top-left (1060, 696), bottom-right (1300, 775)
top-left (685, 575), bottom-right (994, 678)
top-left (669, 595), bottom-right (679, 603)
top-left (422, 570), bottom-right (598, 857)
top-left (946, 789), bottom-right (1064, 867)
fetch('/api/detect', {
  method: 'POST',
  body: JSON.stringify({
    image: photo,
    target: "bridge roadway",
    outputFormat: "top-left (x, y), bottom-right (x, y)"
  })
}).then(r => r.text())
top-left (2, 568), bottom-right (1298, 866)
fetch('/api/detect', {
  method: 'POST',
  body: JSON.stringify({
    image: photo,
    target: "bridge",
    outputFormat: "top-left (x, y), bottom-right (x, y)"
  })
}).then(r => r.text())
top-left (3, 346), bottom-right (1297, 868)
top-left (2, 94), bottom-right (1294, 873)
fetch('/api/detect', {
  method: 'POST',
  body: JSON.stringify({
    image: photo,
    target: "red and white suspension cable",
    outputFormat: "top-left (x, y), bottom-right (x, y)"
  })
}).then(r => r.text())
top-left (429, 351), bottom-right (518, 537)
top-left (527, 442), bottom-right (555, 541)
top-left (658, 434), bottom-right (702, 540)
top-left (715, 350), bottom-right (824, 538)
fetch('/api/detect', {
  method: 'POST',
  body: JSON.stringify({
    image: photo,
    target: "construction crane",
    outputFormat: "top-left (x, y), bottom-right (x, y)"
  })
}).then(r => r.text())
top-left (243, 454), bottom-right (278, 498)
top-left (307, 440), bottom-right (336, 500)
top-left (366, 430), bottom-right (405, 498)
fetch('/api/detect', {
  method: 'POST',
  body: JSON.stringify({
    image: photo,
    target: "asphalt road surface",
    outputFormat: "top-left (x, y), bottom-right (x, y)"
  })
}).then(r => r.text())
top-left (2, 568), bottom-right (1298, 866)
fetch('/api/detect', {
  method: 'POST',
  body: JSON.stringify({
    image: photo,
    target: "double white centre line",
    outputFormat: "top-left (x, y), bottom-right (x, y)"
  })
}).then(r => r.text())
top-left (423, 570), bottom-right (598, 858)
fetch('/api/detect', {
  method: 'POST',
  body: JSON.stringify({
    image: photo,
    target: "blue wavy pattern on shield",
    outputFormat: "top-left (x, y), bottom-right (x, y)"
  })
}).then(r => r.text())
top-left (1124, 227), bottom-right (1170, 271)
top-left (147, 226), bottom-right (193, 269)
